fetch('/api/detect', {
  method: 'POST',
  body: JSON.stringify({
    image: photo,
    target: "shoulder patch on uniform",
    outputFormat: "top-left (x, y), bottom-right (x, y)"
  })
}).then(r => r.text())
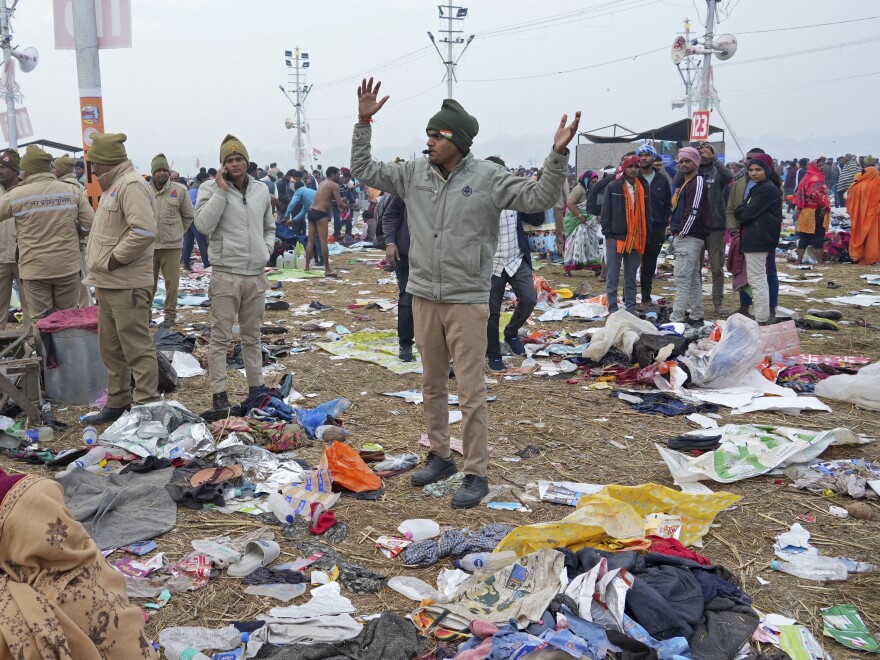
top-left (170, 189), bottom-right (178, 198)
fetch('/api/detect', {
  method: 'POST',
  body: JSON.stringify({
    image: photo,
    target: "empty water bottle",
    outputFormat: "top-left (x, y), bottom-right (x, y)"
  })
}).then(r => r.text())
top-left (63, 446), bottom-right (108, 473)
top-left (397, 519), bottom-right (440, 542)
top-left (770, 555), bottom-right (848, 581)
top-left (159, 626), bottom-right (243, 660)
top-left (82, 426), bottom-right (99, 446)
top-left (455, 551), bottom-right (519, 572)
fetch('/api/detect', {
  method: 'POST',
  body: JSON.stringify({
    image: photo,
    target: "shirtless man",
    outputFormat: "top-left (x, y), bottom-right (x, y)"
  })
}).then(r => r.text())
top-left (306, 166), bottom-right (348, 277)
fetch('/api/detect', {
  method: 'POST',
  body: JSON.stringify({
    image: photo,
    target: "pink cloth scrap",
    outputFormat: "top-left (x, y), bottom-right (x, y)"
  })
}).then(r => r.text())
top-left (36, 306), bottom-right (99, 334)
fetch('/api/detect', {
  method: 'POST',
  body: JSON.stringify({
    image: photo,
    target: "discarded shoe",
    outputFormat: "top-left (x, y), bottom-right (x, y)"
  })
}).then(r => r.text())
top-left (266, 300), bottom-right (290, 311)
top-left (806, 309), bottom-right (843, 321)
top-left (410, 452), bottom-right (458, 487)
top-left (81, 405), bottom-right (130, 425)
top-left (451, 474), bottom-right (489, 509)
top-left (309, 301), bottom-right (333, 311)
top-left (798, 315), bottom-right (840, 331)
top-left (260, 325), bottom-right (287, 334)
top-left (505, 335), bottom-right (526, 356)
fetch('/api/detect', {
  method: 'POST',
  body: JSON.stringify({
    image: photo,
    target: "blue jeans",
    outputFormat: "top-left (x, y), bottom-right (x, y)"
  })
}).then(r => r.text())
top-left (739, 252), bottom-right (779, 309)
top-left (182, 225), bottom-right (210, 269)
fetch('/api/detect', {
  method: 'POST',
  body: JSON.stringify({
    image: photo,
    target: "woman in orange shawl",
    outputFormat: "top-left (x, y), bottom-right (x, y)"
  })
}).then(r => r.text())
top-left (847, 165), bottom-right (880, 264)
top-left (793, 160), bottom-right (831, 265)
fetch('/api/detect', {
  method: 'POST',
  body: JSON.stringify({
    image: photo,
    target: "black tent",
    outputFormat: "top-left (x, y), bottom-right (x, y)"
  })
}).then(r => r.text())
top-left (579, 118), bottom-right (724, 144)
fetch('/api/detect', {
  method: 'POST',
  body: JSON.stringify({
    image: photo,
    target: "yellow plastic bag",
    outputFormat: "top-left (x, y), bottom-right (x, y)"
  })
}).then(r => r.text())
top-left (495, 483), bottom-right (739, 557)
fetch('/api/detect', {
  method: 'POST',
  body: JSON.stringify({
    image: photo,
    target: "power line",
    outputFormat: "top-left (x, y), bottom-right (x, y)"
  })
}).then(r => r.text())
top-left (307, 83), bottom-right (444, 122)
top-left (724, 70), bottom-right (880, 97)
top-left (313, 47), bottom-right (432, 90)
top-left (719, 34), bottom-right (880, 66)
top-left (738, 15), bottom-right (880, 34)
top-left (460, 46), bottom-right (666, 82)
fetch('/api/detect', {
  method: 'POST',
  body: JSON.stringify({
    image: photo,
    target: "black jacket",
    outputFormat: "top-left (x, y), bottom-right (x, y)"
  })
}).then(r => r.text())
top-left (734, 180), bottom-right (782, 253)
top-left (600, 175), bottom-right (650, 241)
top-left (643, 169), bottom-right (672, 228)
top-left (514, 213), bottom-right (534, 268)
top-left (675, 159), bottom-right (732, 231)
top-left (586, 174), bottom-right (614, 216)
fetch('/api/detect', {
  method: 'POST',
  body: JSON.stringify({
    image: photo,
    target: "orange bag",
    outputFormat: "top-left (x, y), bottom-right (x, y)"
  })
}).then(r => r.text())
top-left (324, 441), bottom-right (381, 492)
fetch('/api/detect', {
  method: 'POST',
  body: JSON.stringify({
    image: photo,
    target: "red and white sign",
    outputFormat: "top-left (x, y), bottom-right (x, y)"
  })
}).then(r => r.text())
top-left (53, 0), bottom-right (132, 50)
top-left (689, 110), bottom-right (711, 142)
top-left (0, 108), bottom-right (34, 141)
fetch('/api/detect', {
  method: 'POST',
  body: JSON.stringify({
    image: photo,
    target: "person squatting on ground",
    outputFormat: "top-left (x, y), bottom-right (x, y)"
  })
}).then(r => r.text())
top-left (0, 145), bottom-right (94, 328)
top-left (727, 147), bottom-right (780, 320)
top-left (484, 155), bottom-right (538, 373)
top-left (733, 154), bottom-right (783, 325)
top-left (669, 147), bottom-right (713, 325)
top-left (82, 133), bottom-right (160, 425)
top-left (601, 154), bottom-right (648, 314)
top-left (195, 134), bottom-right (275, 413)
top-left (635, 144), bottom-right (672, 307)
top-left (351, 77), bottom-right (579, 508)
top-left (382, 195), bottom-right (416, 362)
top-left (305, 166), bottom-right (348, 277)
top-left (149, 153), bottom-right (194, 329)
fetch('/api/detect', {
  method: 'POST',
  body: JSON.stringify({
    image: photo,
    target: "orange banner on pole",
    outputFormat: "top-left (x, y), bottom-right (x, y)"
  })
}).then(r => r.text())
top-left (79, 96), bottom-right (104, 209)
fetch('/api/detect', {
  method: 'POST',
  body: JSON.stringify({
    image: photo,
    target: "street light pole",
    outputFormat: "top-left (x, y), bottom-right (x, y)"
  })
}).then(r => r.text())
top-left (284, 47), bottom-right (311, 170)
top-left (428, 3), bottom-right (473, 100)
top-left (0, 1), bottom-right (18, 148)
top-left (697, 0), bottom-right (718, 112)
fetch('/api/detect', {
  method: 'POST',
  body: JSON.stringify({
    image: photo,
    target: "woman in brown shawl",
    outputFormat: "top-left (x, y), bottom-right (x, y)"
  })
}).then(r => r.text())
top-left (0, 470), bottom-right (156, 659)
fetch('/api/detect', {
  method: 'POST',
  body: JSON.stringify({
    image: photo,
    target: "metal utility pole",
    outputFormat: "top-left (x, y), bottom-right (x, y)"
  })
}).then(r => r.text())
top-left (681, 18), bottom-right (695, 119)
top-left (0, 1), bottom-right (19, 148)
top-left (283, 48), bottom-right (311, 170)
top-left (427, 2), bottom-right (474, 99)
top-left (697, 0), bottom-right (719, 112)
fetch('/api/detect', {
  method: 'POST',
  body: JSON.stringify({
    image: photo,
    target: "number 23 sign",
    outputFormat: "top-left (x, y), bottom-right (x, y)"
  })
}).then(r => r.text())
top-left (690, 111), bottom-right (711, 141)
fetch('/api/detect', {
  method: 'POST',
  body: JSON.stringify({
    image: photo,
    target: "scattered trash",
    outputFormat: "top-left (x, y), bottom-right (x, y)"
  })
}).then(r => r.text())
top-left (821, 604), bottom-right (880, 652)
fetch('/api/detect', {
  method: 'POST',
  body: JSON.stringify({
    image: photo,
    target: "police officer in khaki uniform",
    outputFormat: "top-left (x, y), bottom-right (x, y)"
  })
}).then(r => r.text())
top-left (53, 154), bottom-right (92, 307)
top-left (149, 153), bottom-right (193, 328)
top-left (0, 149), bottom-right (28, 331)
top-left (82, 133), bottom-right (160, 425)
top-left (0, 145), bottom-right (93, 320)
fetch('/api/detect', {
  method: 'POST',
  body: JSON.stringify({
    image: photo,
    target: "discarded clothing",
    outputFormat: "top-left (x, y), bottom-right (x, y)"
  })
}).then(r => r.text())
top-left (688, 598), bottom-right (759, 660)
top-left (632, 333), bottom-right (689, 368)
top-left (57, 467), bottom-right (176, 550)
top-left (153, 326), bottom-right (196, 353)
top-left (614, 392), bottom-right (719, 417)
top-left (648, 536), bottom-right (714, 567)
top-left (35, 305), bottom-right (99, 333)
top-left (254, 612), bottom-right (421, 660)
top-left (166, 481), bottom-right (225, 510)
top-left (295, 398), bottom-right (352, 438)
top-left (244, 567), bottom-right (308, 586)
top-left (400, 523), bottom-right (514, 567)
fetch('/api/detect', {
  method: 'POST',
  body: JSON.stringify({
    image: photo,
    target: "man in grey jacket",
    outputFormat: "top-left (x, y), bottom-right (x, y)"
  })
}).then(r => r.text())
top-left (195, 134), bottom-right (275, 413)
top-left (351, 77), bottom-right (579, 508)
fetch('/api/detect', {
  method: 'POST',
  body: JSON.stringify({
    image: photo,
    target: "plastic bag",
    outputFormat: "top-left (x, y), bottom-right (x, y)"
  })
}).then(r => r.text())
top-left (679, 313), bottom-right (764, 388)
top-left (563, 221), bottom-right (602, 268)
top-left (758, 320), bottom-right (801, 357)
top-left (532, 273), bottom-right (557, 304)
top-left (295, 398), bottom-right (352, 438)
top-left (815, 361), bottom-right (880, 411)
top-left (325, 441), bottom-right (381, 492)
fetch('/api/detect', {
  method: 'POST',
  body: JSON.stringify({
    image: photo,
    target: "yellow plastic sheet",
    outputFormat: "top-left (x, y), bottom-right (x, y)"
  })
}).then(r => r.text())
top-left (495, 483), bottom-right (740, 557)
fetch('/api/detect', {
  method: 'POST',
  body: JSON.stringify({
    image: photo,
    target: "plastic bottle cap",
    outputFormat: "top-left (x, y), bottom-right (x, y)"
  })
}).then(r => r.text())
top-left (454, 559), bottom-right (461, 569)
top-left (770, 560), bottom-right (779, 570)
top-left (241, 632), bottom-right (250, 643)
top-left (404, 531), bottom-right (413, 540)
top-left (285, 515), bottom-right (294, 523)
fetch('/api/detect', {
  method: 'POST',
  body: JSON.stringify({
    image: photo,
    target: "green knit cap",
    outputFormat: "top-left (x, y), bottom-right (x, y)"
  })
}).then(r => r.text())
top-left (426, 99), bottom-right (479, 155)
top-left (53, 154), bottom-right (76, 175)
top-left (0, 148), bottom-right (20, 171)
top-left (151, 153), bottom-right (170, 173)
top-left (21, 145), bottom-right (53, 175)
top-left (220, 134), bottom-right (249, 164)
top-left (88, 132), bottom-right (129, 165)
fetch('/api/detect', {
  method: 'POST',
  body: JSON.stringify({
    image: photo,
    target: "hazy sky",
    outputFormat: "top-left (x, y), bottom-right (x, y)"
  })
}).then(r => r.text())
top-left (10, 0), bottom-right (880, 173)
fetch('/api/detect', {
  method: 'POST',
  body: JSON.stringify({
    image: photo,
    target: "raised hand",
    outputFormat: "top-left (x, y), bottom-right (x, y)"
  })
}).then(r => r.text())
top-left (357, 77), bottom-right (390, 121)
top-left (553, 111), bottom-right (582, 154)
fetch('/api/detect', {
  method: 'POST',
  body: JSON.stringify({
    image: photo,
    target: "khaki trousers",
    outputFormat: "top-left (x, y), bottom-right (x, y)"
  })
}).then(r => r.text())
top-left (153, 248), bottom-right (182, 320)
top-left (20, 273), bottom-right (82, 320)
top-left (208, 271), bottom-right (268, 394)
top-left (96, 288), bottom-right (159, 408)
top-left (553, 206), bottom-right (565, 254)
top-left (0, 262), bottom-right (28, 330)
top-left (413, 296), bottom-right (489, 478)
top-left (78, 247), bottom-right (91, 307)
top-left (744, 252), bottom-right (771, 323)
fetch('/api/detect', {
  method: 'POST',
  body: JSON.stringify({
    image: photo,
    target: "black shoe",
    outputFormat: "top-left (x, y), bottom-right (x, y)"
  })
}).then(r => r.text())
top-left (248, 385), bottom-right (265, 395)
top-left (685, 318), bottom-right (705, 328)
top-left (399, 345), bottom-right (414, 362)
top-left (266, 300), bottom-right (290, 310)
top-left (82, 405), bottom-right (130, 425)
top-left (451, 474), bottom-right (490, 509)
top-left (213, 392), bottom-right (231, 410)
top-left (505, 335), bottom-right (526, 356)
top-left (487, 357), bottom-right (507, 372)
top-left (158, 318), bottom-right (177, 329)
top-left (410, 452), bottom-right (458, 487)
top-left (308, 301), bottom-right (332, 311)
top-left (806, 309), bottom-right (843, 321)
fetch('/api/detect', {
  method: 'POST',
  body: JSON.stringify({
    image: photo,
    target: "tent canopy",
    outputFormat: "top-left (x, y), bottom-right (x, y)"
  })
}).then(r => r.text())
top-left (18, 139), bottom-right (83, 155)
top-left (579, 118), bottom-right (725, 144)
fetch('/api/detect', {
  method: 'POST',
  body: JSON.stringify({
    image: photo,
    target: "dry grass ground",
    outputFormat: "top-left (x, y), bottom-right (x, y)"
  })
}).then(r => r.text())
top-left (2, 251), bottom-right (879, 659)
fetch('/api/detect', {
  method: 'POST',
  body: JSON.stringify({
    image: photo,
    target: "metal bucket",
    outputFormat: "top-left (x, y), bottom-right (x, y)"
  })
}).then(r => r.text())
top-left (43, 328), bottom-right (107, 405)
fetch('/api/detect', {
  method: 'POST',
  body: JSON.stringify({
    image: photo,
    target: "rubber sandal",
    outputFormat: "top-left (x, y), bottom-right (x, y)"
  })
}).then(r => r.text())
top-left (227, 539), bottom-right (281, 577)
top-left (190, 464), bottom-right (243, 487)
top-left (826, 281), bottom-right (841, 289)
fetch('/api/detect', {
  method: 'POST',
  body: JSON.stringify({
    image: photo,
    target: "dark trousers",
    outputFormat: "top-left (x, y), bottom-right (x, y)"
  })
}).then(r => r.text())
top-left (640, 224), bottom-right (668, 303)
top-left (182, 225), bottom-right (210, 269)
top-left (332, 208), bottom-right (352, 239)
top-left (739, 253), bottom-right (779, 309)
top-left (396, 257), bottom-right (414, 347)
top-left (486, 261), bottom-right (537, 360)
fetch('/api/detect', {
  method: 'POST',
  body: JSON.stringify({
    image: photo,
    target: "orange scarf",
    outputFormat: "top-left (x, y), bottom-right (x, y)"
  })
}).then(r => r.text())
top-left (617, 178), bottom-right (647, 254)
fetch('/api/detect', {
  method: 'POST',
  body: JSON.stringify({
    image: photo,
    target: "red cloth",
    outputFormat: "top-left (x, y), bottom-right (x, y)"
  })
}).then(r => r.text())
top-left (648, 535), bottom-right (714, 566)
top-left (0, 469), bottom-right (26, 504)
top-left (35, 306), bottom-right (99, 334)
top-left (308, 502), bottom-right (338, 535)
top-left (726, 232), bottom-right (747, 290)
top-left (794, 161), bottom-right (830, 211)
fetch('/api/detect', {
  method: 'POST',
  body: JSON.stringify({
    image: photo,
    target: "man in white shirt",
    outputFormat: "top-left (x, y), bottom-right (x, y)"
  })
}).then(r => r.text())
top-left (485, 156), bottom-right (537, 372)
